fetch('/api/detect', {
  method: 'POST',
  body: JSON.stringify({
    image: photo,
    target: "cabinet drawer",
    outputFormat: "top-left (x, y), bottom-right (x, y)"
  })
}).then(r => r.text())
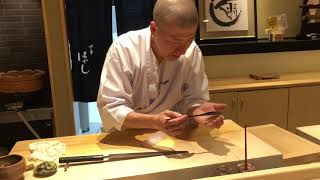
top-left (211, 88), bottom-right (289, 129)
top-left (288, 85), bottom-right (320, 132)
top-left (238, 88), bottom-right (289, 128)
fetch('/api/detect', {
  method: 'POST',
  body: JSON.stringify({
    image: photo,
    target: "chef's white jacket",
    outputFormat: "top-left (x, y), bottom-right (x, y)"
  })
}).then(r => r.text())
top-left (97, 27), bottom-right (209, 132)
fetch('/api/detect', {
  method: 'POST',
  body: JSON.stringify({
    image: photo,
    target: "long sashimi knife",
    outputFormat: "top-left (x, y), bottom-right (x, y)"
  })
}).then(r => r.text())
top-left (59, 151), bottom-right (189, 164)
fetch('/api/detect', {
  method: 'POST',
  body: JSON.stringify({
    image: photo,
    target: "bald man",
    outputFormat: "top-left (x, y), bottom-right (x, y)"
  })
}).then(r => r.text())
top-left (97, 0), bottom-right (226, 136)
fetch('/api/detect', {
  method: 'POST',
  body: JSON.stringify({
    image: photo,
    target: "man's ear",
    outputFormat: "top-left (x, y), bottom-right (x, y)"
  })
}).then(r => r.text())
top-left (150, 21), bottom-right (156, 34)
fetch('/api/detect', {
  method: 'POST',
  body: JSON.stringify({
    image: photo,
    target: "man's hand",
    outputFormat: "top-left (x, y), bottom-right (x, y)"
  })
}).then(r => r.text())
top-left (153, 110), bottom-right (188, 137)
top-left (191, 102), bottom-right (226, 129)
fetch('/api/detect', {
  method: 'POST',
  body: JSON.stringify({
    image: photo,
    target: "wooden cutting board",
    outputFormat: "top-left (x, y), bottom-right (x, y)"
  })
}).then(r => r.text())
top-left (10, 120), bottom-right (282, 180)
top-left (248, 124), bottom-right (320, 166)
top-left (296, 125), bottom-right (320, 145)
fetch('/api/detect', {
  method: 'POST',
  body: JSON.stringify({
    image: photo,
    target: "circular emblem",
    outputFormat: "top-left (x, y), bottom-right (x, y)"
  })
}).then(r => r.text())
top-left (209, 0), bottom-right (242, 27)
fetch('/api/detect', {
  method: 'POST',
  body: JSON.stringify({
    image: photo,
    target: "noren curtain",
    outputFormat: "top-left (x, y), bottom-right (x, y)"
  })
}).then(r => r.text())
top-left (115, 0), bottom-right (156, 35)
top-left (65, 0), bottom-right (113, 102)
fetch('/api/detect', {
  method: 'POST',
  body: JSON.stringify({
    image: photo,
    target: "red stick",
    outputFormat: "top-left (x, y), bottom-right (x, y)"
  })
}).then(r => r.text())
top-left (244, 124), bottom-right (248, 171)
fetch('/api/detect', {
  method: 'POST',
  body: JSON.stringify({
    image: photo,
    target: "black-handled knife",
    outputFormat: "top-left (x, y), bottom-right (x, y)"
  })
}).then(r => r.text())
top-left (187, 111), bottom-right (223, 118)
top-left (59, 151), bottom-right (189, 164)
top-left (165, 111), bottom-right (223, 121)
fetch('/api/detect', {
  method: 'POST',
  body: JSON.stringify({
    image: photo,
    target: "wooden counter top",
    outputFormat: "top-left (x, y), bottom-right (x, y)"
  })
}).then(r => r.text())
top-left (10, 120), bottom-right (283, 180)
top-left (196, 162), bottom-right (320, 180)
top-left (248, 124), bottom-right (320, 166)
top-left (297, 125), bottom-right (320, 145)
top-left (208, 72), bottom-right (320, 93)
top-left (195, 124), bottom-right (320, 180)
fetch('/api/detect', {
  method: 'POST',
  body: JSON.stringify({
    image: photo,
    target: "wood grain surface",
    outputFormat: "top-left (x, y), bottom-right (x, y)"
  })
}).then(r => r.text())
top-left (196, 162), bottom-right (320, 180)
top-left (208, 72), bottom-right (320, 93)
top-left (297, 125), bottom-right (320, 145)
top-left (248, 124), bottom-right (320, 166)
top-left (10, 120), bottom-right (282, 180)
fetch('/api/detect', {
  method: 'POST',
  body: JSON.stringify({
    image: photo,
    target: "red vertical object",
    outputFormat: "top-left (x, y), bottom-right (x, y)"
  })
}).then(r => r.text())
top-left (244, 124), bottom-right (248, 170)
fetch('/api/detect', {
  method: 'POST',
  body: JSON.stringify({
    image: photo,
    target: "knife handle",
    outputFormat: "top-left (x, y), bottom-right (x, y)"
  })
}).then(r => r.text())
top-left (59, 155), bottom-right (104, 163)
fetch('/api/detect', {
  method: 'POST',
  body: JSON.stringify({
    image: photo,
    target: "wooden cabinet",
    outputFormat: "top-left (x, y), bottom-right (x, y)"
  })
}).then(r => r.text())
top-left (288, 85), bottom-right (320, 132)
top-left (237, 89), bottom-right (289, 128)
top-left (208, 72), bottom-right (320, 132)
top-left (211, 88), bottom-right (289, 129)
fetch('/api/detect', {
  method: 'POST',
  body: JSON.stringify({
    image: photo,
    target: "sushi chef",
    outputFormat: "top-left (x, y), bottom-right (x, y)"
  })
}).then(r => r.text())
top-left (97, 0), bottom-right (226, 136)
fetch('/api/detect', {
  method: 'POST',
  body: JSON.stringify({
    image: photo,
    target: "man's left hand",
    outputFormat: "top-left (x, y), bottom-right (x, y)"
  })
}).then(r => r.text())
top-left (191, 102), bottom-right (226, 129)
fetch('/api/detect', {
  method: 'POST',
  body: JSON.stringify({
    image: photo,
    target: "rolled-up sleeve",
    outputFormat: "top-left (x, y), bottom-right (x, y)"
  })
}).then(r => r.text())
top-left (97, 43), bottom-right (134, 132)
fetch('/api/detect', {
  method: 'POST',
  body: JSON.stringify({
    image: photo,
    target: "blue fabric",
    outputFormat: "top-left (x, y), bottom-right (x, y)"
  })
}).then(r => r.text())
top-left (115, 0), bottom-right (156, 35)
top-left (65, 0), bottom-right (113, 102)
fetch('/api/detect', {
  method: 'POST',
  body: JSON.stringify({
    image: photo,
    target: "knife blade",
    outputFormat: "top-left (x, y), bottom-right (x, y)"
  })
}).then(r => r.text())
top-left (59, 151), bottom-right (189, 164)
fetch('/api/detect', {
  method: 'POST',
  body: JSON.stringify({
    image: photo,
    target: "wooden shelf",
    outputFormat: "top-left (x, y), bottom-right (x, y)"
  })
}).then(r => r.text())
top-left (0, 107), bottom-right (53, 123)
top-left (299, 4), bottom-right (320, 9)
top-left (199, 39), bottom-right (320, 56)
top-left (208, 72), bottom-right (320, 93)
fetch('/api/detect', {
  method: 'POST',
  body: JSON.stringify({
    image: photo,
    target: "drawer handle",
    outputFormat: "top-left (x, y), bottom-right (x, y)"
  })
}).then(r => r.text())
top-left (240, 97), bottom-right (244, 110)
top-left (232, 98), bottom-right (236, 108)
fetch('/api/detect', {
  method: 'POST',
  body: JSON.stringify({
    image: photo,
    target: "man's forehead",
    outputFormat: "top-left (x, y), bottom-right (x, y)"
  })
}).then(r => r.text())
top-left (169, 34), bottom-right (195, 41)
top-left (157, 22), bottom-right (196, 40)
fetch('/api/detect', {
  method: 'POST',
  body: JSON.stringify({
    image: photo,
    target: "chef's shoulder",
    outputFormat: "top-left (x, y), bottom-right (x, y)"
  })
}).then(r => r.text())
top-left (111, 28), bottom-right (147, 52)
top-left (183, 41), bottom-right (203, 65)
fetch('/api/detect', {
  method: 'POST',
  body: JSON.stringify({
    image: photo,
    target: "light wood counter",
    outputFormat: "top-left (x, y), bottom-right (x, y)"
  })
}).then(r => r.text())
top-left (195, 124), bottom-right (320, 180)
top-left (297, 125), bottom-right (320, 145)
top-left (196, 162), bottom-right (320, 180)
top-left (248, 124), bottom-right (320, 166)
top-left (208, 72), bottom-right (320, 93)
top-left (10, 120), bottom-right (283, 180)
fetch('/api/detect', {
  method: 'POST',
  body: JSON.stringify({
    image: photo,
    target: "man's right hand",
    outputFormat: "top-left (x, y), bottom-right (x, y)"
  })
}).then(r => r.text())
top-left (153, 110), bottom-right (188, 137)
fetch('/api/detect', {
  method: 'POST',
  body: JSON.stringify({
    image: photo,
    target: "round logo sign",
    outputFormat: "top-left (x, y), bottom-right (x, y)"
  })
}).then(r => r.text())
top-left (209, 0), bottom-right (242, 27)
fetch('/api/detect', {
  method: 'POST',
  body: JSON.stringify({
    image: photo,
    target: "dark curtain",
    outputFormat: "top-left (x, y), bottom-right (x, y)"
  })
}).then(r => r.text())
top-left (115, 0), bottom-right (156, 35)
top-left (65, 0), bottom-right (113, 102)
